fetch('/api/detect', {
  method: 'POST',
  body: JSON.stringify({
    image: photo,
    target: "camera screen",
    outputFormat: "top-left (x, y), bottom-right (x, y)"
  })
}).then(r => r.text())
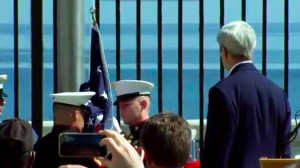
top-left (59, 133), bottom-right (107, 157)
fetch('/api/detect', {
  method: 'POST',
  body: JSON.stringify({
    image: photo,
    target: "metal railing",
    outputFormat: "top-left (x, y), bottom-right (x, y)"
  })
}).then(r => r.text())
top-left (12, 0), bottom-right (44, 137)
top-left (8, 0), bottom-right (291, 159)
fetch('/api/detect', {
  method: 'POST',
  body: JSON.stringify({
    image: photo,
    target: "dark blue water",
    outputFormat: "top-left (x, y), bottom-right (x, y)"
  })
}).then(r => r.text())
top-left (1, 23), bottom-right (300, 120)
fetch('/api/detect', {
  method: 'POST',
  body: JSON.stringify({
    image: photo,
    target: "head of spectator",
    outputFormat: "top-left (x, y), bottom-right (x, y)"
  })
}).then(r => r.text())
top-left (217, 20), bottom-right (256, 71)
top-left (140, 113), bottom-right (192, 168)
top-left (51, 92), bottom-right (96, 132)
top-left (112, 80), bottom-right (154, 126)
top-left (0, 74), bottom-right (8, 115)
top-left (0, 118), bottom-right (38, 168)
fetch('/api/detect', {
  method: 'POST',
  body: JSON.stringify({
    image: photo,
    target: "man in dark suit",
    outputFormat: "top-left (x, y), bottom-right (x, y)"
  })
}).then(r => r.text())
top-left (202, 20), bottom-right (291, 168)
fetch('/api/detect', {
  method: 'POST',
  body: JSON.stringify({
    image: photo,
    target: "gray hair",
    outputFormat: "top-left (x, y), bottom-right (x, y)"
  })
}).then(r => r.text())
top-left (217, 20), bottom-right (256, 59)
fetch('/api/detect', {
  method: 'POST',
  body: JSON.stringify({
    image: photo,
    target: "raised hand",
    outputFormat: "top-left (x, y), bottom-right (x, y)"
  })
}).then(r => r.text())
top-left (97, 130), bottom-right (145, 168)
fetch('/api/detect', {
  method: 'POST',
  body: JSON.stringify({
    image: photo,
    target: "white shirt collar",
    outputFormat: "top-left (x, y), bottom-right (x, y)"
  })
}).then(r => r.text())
top-left (229, 60), bottom-right (253, 74)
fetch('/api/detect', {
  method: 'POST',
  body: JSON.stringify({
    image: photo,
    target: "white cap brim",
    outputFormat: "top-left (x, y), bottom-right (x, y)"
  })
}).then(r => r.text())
top-left (51, 92), bottom-right (96, 106)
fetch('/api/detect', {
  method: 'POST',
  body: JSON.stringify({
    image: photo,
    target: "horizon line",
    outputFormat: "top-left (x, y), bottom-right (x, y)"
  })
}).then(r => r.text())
top-left (1, 22), bottom-right (300, 26)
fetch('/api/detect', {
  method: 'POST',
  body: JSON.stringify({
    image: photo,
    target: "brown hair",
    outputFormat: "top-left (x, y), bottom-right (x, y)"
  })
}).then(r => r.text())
top-left (140, 112), bottom-right (191, 167)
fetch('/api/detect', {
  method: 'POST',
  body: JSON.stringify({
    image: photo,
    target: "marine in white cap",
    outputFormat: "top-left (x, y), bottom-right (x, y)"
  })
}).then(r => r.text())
top-left (112, 80), bottom-right (154, 145)
top-left (50, 92), bottom-right (96, 131)
top-left (34, 91), bottom-right (100, 168)
top-left (0, 74), bottom-right (8, 115)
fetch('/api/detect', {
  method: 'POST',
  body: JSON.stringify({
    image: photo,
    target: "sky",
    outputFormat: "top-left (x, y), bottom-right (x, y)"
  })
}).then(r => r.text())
top-left (0, 0), bottom-right (299, 24)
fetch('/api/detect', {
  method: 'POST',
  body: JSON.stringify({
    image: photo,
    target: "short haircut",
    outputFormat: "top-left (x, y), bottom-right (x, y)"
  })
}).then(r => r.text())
top-left (53, 102), bottom-right (79, 114)
top-left (217, 20), bottom-right (256, 59)
top-left (140, 113), bottom-right (191, 167)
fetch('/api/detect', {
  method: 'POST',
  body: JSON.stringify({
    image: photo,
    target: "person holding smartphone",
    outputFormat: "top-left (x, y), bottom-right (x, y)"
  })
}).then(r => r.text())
top-left (98, 113), bottom-right (191, 168)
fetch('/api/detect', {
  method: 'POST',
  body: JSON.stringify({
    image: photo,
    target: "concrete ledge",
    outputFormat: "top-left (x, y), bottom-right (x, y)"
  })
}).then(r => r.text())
top-left (187, 119), bottom-right (300, 156)
top-left (39, 119), bottom-right (299, 140)
top-left (38, 119), bottom-right (300, 155)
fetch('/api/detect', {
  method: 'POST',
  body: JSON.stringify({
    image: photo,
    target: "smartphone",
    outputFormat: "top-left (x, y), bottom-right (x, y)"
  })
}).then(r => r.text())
top-left (58, 133), bottom-right (107, 158)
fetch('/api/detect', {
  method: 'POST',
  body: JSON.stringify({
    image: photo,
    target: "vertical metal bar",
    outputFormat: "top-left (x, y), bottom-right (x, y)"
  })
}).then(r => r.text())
top-left (157, 0), bottom-right (163, 113)
top-left (95, 0), bottom-right (100, 26)
top-left (178, 0), bottom-right (183, 117)
top-left (241, 0), bottom-right (246, 21)
top-left (116, 0), bottom-right (121, 122)
top-left (220, 0), bottom-right (224, 79)
top-left (136, 0), bottom-right (141, 80)
top-left (31, 0), bottom-right (43, 137)
top-left (199, 0), bottom-right (205, 159)
top-left (53, 0), bottom-right (57, 93)
top-left (262, 0), bottom-right (267, 76)
top-left (284, 0), bottom-right (289, 95)
top-left (116, 0), bottom-right (121, 82)
top-left (13, 0), bottom-right (19, 118)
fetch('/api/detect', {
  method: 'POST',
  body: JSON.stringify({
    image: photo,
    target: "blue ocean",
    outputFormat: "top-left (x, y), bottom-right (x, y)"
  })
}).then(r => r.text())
top-left (1, 22), bottom-right (300, 121)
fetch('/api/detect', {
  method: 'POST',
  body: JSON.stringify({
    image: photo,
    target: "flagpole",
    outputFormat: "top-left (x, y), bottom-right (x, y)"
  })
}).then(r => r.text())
top-left (90, 7), bottom-right (97, 27)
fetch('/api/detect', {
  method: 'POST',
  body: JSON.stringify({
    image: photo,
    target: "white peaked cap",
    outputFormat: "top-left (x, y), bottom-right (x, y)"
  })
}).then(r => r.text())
top-left (0, 74), bottom-right (8, 89)
top-left (112, 80), bottom-right (154, 97)
top-left (51, 92), bottom-right (96, 106)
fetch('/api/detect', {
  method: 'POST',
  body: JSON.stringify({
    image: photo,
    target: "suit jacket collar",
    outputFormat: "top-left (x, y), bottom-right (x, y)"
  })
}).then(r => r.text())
top-left (230, 62), bottom-right (258, 75)
top-left (229, 61), bottom-right (252, 73)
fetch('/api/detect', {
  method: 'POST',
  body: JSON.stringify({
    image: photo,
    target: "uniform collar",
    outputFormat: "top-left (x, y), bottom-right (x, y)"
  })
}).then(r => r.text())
top-left (51, 125), bottom-right (79, 134)
top-left (129, 119), bottom-right (148, 130)
top-left (128, 119), bottom-right (149, 140)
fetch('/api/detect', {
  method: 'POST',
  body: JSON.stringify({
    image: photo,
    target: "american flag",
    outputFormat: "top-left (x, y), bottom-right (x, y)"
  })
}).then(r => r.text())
top-left (80, 22), bottom-right (120, 133)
